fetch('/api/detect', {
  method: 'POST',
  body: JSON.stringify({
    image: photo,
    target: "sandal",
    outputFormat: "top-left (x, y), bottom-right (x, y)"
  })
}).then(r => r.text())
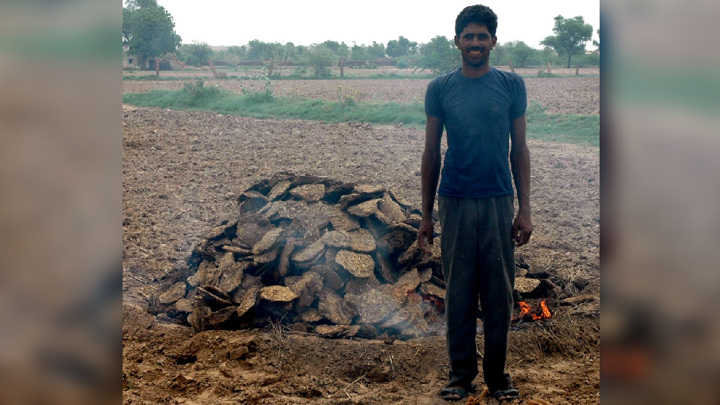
top-left (492, 388), bottom-right (519, 401)
top-left (440, 383), bottom-right (478, 401)
top-left (440, 386), bottom-right (468, 401)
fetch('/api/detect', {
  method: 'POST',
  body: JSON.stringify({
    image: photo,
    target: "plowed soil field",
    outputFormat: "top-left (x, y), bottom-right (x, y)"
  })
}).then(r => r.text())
top-left (123, 70), bottom-right (599, 404)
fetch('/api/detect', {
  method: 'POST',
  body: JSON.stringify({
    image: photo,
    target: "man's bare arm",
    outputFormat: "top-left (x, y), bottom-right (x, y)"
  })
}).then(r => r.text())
top-left (418, 115), bottom-right (443, 254)
top-left (510, 115), bottom-right (533, 246)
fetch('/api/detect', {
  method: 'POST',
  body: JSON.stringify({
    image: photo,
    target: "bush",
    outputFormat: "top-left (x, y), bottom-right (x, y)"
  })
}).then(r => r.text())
top-left (240, 71), bottom-right (274, 103)
top-left (574, 52), bottom-right (600, 67)
top-left (303, 45), bottom-right (337, 78)
top-left (182, 80), bottom-right (220, 104)
top-left (337, 84), bottom-right (360, 107)
top-left (291, 66), bottom-right (307, 78)
top-left (179, 42), bottom-right (213, 67)
top-left (394, 55), bottom-right (418, 69)
top-left (537, 71), bottom-right (559, 78)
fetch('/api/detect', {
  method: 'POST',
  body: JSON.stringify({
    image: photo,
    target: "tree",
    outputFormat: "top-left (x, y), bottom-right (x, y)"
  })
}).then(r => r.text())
top-left (414, 35), bottom-right (459, 75)
top-left (246, 40), bottom-right (293, 75)
top-left (593, 28), bottom-right (600, 49)
top-left (318, 40), bottom-right (349, 76)
top-left (320, 40), bottom-right (350, 60)
top-left (224, 45), bottom-right (247, 64)
top-left (123, 0), bottom-right (181, 76)
top-left (506, 41), bottom-right (539, 68)
top-left (351, 44), bottom-right (369, 61)
top-left (294, 45), bottom-right (307, 59)
top-left (540, 46), bottom-right (562, 66)
top-left (540, 15), bottom-right (593, 68)
top-left (246, 40), bottom-right (274, 60)
top-left (303, 44), bottom-right (338, 78)
top-left (574, 52), bottom-right (600, 67)
top-left (284, 42), bottom-right (298, 60)
top-left (489, 43), bottom-right (508, 66)
top-left (386, 36), bottom-right (417, 58)
top-left (179, 42), bottom-right (213, 67)
top-left (368, 41), bottom-right (386, 59)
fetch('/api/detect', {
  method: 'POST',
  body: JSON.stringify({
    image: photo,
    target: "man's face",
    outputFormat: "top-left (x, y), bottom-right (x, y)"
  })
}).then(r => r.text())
top-left (454, 23), bottom-right (497, 68)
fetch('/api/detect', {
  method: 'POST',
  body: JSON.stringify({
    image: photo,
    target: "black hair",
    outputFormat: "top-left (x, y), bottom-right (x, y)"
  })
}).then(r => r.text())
top-left (455, 4), bottom-right (498, 37)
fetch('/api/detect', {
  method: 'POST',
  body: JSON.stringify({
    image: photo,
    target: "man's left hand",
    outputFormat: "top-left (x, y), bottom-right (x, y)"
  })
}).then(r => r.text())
top-left (512, 213), bottom-right (533, 247)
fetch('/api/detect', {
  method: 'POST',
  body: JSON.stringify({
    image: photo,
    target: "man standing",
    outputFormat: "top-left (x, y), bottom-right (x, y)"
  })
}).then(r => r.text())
top-left (417, 4), bottom-right (532, 402)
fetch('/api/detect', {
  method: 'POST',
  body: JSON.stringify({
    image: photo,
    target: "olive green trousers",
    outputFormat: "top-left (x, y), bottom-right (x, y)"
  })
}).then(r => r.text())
top-left (438, 194), bottom-right (515, 392)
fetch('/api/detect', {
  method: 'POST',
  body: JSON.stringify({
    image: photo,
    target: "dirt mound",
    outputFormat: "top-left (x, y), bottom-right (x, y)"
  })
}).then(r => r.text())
top-left (153, 173), bottom-right (438, 338)
top-left (153, 173), bottom-right (563, 340)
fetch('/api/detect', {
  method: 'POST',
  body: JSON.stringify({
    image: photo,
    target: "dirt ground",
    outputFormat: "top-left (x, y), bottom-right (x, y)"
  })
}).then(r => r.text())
top-left (122, 73), bottom-right (599, 404)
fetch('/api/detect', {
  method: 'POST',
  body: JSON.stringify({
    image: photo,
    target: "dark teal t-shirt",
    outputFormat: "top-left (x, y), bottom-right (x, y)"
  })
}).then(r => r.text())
top-left (425, 67), bottom-right (526, 198)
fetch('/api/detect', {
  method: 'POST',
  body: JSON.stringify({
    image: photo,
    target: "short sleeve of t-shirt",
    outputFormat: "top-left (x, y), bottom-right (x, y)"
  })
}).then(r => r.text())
top-left (508, 76), bottom-right (527, 120)
top-left (424, 77), bottom-right (444, 119)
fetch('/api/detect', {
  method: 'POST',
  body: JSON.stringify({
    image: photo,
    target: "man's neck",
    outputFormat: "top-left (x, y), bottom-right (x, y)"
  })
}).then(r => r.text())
top-left (460, 63), bottom-right (492, 78)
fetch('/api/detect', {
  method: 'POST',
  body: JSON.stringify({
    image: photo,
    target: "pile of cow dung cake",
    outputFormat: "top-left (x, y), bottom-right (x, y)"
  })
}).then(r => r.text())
top-left (154, 173), bottom-right (558, 340)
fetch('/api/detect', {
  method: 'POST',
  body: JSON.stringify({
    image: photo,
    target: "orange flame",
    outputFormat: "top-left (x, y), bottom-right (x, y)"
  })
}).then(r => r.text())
top-left (539, 300), bottom-right (551, 319)
top-left (514, 300), bottom-right (551, 321)
top-left (518, 301), bottom-right (532, 318)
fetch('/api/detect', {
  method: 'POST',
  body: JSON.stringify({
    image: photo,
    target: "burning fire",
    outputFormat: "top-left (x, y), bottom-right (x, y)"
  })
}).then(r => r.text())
top-left (514, 300), bottom-right (551, 321)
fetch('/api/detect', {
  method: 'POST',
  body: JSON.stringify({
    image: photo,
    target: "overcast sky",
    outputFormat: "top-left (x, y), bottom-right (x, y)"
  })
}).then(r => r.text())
top-left (156, 0), bottom-right (599, 50)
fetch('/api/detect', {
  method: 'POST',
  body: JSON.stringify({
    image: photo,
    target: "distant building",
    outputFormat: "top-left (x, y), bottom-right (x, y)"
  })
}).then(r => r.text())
top-left (123, 45), bottom-right (140, 69)
top-left (123, 53), bottom-right (140, 69)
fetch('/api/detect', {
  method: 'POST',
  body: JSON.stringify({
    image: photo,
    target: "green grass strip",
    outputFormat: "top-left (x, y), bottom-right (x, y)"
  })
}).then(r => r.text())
top-left (123, 88), bottom-right (598, 147)
top-left (122, 88), bottom-right (426, 127)
top-left (526, 102), bottom-right (599, 147)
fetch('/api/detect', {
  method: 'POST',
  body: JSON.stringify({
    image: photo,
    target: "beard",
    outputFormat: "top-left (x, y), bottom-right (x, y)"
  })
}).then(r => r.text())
top-left (461, 49), bottom-right (490, 68)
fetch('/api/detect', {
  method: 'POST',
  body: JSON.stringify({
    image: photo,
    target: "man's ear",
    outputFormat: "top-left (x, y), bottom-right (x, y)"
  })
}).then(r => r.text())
top-left (492, 36), bottom-right (498, 48)
top-left (454, 35), bottom-right (460, 48)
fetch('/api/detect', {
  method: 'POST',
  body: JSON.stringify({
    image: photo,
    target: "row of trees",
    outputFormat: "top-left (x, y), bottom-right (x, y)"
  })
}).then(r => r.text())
top-left (178, 37), bottom-right (422, 67)
top-left (177, 35), bottom-right (597, 79)
top-left (181, 40), bottom-right (383, 66)
top-left (178, 40), bottom-right (380, 77)
top-left (123, 0), bottom-right (598, 77)
top-left (406, 16), bottom-right (597, 74)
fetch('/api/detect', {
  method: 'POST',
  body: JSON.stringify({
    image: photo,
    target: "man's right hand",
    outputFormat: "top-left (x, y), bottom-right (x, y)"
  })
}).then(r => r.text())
top-left (417, 219), bottom-right (434, 255)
